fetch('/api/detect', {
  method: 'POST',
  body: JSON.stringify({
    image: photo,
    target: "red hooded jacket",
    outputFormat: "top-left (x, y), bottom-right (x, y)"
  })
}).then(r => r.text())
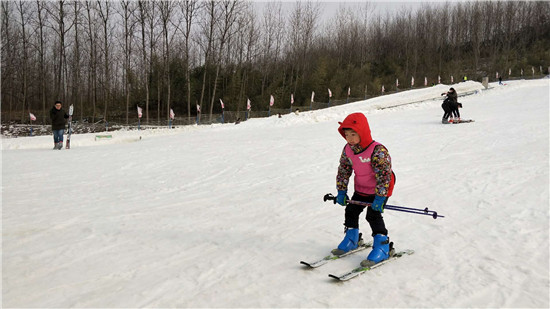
top-left (338, 113), bottom-right (373, 149)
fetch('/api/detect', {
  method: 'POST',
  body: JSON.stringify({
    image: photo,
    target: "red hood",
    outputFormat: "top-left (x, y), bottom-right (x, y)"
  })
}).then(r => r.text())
top-left (338, 113), bottom-right (373, 148)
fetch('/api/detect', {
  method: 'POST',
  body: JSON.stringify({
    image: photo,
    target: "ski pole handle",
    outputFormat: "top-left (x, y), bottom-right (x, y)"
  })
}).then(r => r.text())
top-left (323, 193), bottom-right (338, 204)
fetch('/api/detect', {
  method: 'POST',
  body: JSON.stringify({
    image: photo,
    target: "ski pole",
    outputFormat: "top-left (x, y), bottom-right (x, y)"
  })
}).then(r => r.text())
top-left (323, 193), bottom-right (445, 219)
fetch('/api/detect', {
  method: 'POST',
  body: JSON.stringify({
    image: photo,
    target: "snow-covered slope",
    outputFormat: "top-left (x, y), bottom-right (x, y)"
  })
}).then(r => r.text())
top-left (2, 80), bottom-right (548, 307)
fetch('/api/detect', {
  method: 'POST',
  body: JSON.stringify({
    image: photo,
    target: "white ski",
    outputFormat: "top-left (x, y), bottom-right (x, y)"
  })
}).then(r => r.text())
top-left (328, 249), bottom-right (414, 281)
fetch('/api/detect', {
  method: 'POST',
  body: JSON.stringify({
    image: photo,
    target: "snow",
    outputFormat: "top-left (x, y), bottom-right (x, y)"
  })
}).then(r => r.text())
top-left (2, 79), bottom-right (549, 308)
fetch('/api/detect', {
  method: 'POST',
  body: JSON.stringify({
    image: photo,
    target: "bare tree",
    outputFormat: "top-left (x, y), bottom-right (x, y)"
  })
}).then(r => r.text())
top-left (197, 0), bottom-right (218, 117)
top-left (84, 1), bottom-right (99, 122)
top-left (47, 0), bottom-right (74, 101)
top-left (1, 1), bottom-right (17, 121)
top-left (469, 2), bottom-right (483, 72)
top-left (137, 1), bottom-right (148, 124)
top-left (16, 0), bottom-right (31, 122)
top-left (287, 1), bottom-right (321, 94)
top-left (435, 4), bottom-right (451, 75)
top-left (208, 0), bottom-right (242, 121)
top-left (234, 4), bottom-right (259, 111)
top-left (97, 0), bottom-right (112, 123)
top-left (136, 0), bottom-right (158, 125)
top-left (72, 1), bottom-right (83, 121)
top-left (358, 2), bottom-right (374, 68)
top-left (177, 0), bottom-right (200, 118)
top-left (260, 1), bottom-right (284, 97)
top-left (158, 0), bottom-right (178, 123)
top-left (33, 0), bottom-right (48, 122)
top-left (119, 0), bottom-right (136, 125)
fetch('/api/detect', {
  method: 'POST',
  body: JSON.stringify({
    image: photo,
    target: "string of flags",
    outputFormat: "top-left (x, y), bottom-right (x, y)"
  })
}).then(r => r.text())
top-left (127, 66), bottom-right (539, 123)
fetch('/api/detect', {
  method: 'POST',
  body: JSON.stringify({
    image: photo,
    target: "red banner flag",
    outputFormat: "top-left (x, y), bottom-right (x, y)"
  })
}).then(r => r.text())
top-left (137, 106), bottom-right (142, 118)
top-left (247, 98), bottom-right (251, 110)
top-left (219, 98), bottom-right (225, 109)
top-left (269, 95), bottom-right (274, 107)
top-left (29, 113), bottom-right (36, 121)
top-left (170, 108), bottom-right (175, 120)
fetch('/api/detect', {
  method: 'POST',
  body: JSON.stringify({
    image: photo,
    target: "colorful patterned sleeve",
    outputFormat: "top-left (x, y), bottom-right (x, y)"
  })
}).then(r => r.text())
top-left (336, 147), bottom-right (353, 191)
top-left (371, 145), bottom-right (392, 197)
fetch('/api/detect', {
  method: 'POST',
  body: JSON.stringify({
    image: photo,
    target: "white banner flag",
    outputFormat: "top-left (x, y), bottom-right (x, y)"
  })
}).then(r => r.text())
top-left (451, 75), bottom-right (454, 83)
top-left (219, 98), bottom-right (225, 109)
top-left (29, 112), bottom-right (36, 121)
top-left (347, 87), bottom-right (351, 96)
top-left (170, 108), bottom-right (175, 120)
top-left (438, 75), bottom-right (441, 84)
top-left (291, 94), bottom-right (294, 105)
top-left (411, 77), bottom-right (415, 87)
top-left (269, 95), bottom-right (274, 107)
top-left (247, 98), bottom-right (251, 110)
top-left (137, 106), bottom-right (142, 118)
top-left (396, 79), bottom-right (399, 88)
top-left (424, 77), bottom-right (427, 86)
top-left (381, 85), bottom-right (385, 93)
top-left (311, 91), bottom-right (315, 103)
top-left (328, 88), bottom-right (332, 98)
top-left (196, 104), bottom-right (201, 113)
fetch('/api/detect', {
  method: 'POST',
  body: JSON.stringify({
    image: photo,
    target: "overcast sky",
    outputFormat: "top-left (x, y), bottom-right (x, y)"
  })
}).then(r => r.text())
top-left (252, 1), bottom-right (450, 25)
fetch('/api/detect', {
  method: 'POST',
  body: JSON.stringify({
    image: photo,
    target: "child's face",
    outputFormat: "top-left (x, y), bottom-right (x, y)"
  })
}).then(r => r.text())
top-left (344, 129), bottom-right (360, 146)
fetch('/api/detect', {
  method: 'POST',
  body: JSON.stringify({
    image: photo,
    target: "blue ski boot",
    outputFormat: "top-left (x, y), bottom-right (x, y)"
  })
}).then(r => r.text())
top-left (331, 228), bottom-right (363, 256)
top-left (360, 234), bottom-right (393, 267)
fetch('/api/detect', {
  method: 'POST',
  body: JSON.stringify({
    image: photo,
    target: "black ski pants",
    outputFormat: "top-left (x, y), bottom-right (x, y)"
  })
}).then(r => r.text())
top-left (442, 101), bottom-right (453, 120)
top-left (452, 106), bottom-right (460, 118)
top-left (343, 192), bottom-right (388, 236)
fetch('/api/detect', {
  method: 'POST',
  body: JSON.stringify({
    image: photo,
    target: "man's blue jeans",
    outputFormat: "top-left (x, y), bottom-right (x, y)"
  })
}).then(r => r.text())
top-left (53, 129), bottom-right (64, 143)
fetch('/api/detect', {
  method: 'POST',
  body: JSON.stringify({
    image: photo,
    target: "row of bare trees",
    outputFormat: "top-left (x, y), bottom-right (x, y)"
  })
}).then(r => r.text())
top-left (2, 1), bottom-right (549, 125)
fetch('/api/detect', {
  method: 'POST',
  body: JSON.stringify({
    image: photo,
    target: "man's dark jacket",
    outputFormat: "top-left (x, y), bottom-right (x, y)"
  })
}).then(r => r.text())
top-left (50, 107), bottom-right (68, 130)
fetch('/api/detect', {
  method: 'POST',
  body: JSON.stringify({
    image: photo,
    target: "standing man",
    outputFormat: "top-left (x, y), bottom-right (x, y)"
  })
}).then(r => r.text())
top-left (50, 100), bottom-right (69, 150)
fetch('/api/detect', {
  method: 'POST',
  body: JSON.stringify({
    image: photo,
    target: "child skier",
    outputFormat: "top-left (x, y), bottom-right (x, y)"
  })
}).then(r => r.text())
top-left (451, 101), bottom-right (463, 122)
top-left (333, 112), bottom-right (396, 267)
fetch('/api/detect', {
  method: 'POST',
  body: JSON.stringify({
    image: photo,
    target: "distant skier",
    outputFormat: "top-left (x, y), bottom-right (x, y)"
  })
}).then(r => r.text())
top-left (441, 87), bottom-right (458, 123)
top-left (49, 100), bottom-right (69, 149)
top-left (499, 76), bottom-right (503, 85)
top-left (332, 112), bottom-right (396, 267)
